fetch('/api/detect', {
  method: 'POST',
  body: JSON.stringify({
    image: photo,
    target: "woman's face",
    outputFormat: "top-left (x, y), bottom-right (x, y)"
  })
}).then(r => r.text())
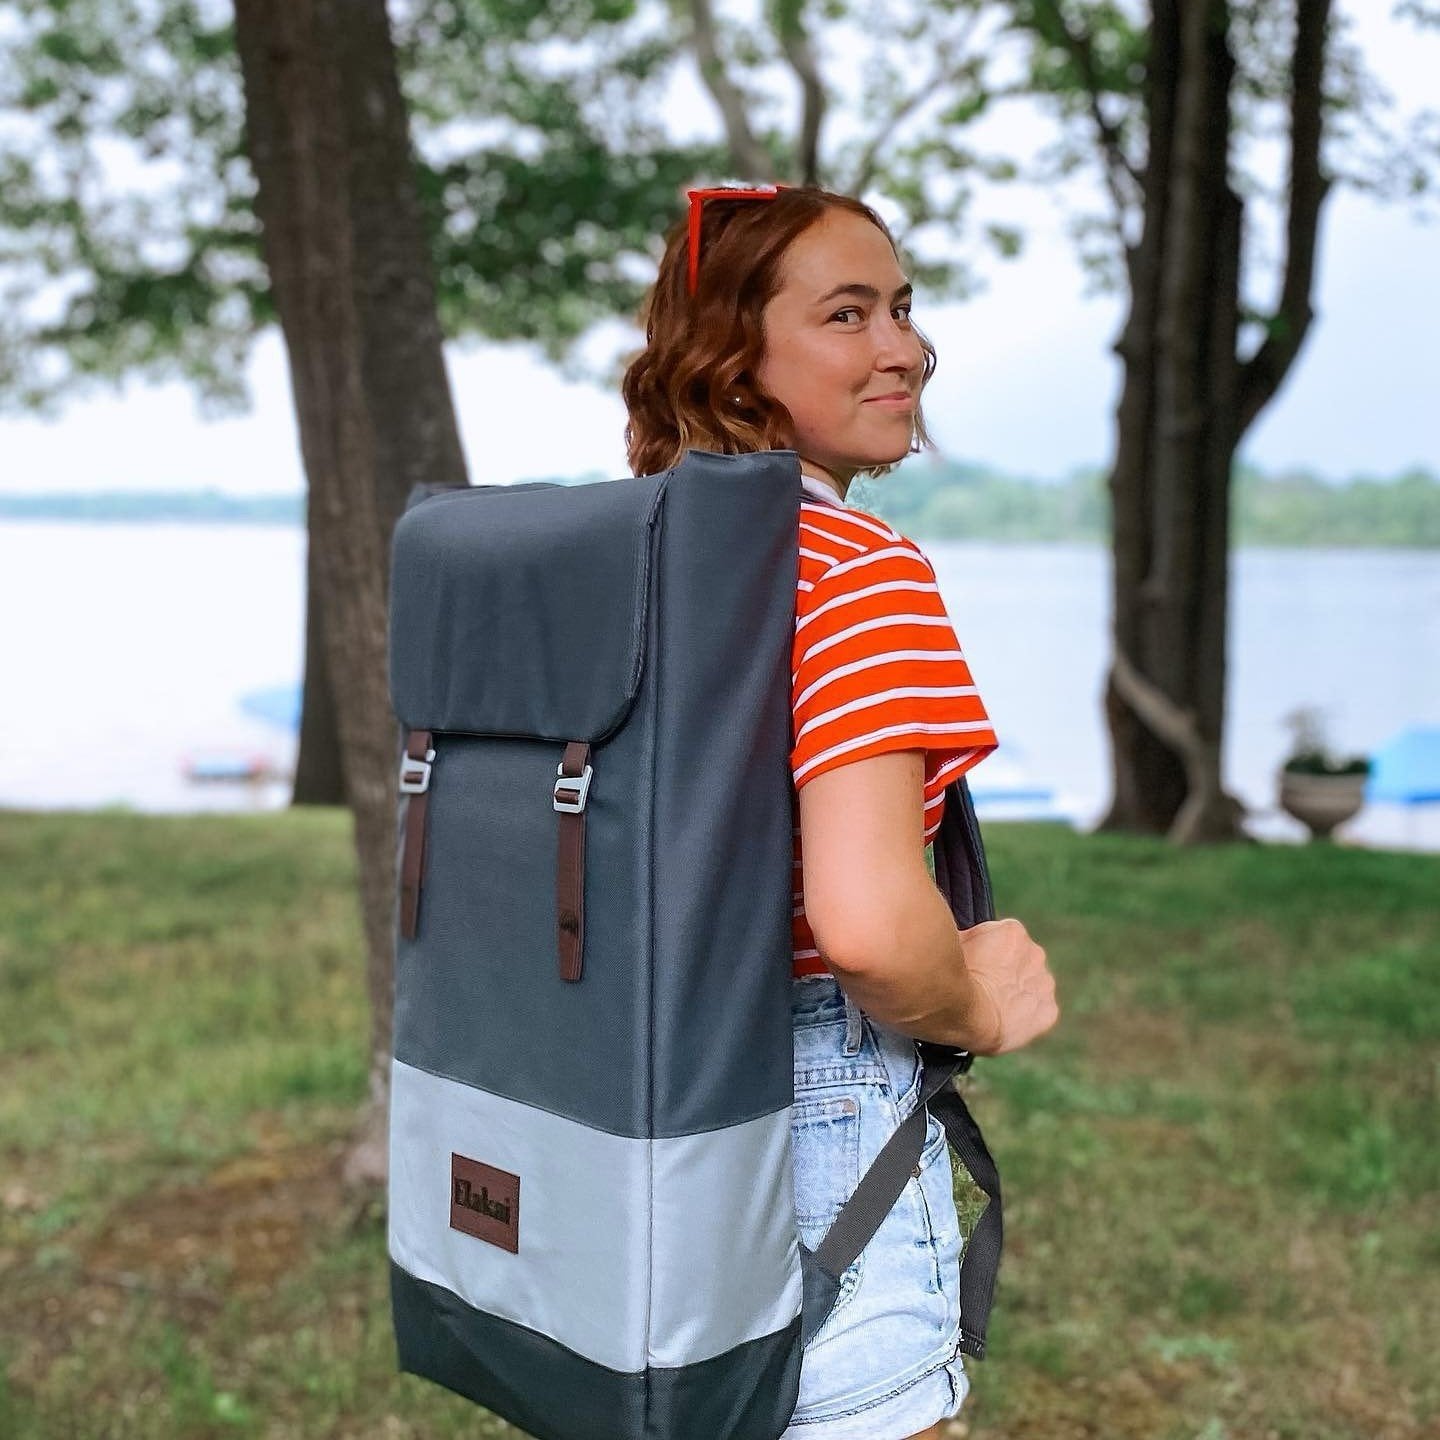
top-left (755, 210), bottom-right (926, 493)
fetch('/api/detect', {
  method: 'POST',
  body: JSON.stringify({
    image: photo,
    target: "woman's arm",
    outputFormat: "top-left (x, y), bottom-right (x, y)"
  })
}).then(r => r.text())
top-left (800, 749), bottom-right (1057, 1054)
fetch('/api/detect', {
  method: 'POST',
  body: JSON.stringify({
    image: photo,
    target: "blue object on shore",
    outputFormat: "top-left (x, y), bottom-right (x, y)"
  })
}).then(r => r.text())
top-left (966, 744), bottom-right (1078, 826)
top-left (1365, 725), bottom-right (1440, 805)
top-left (969, 786), bottom-right (1057, 804)
top-left (238, 682), bottom-right (302, 732)
top-left (182, 753), bottom-right (276, 782)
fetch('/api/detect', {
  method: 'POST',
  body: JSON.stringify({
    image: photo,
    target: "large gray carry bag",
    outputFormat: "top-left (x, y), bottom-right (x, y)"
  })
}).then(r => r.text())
top-left (385, 449), bottom-right (1003, 1440)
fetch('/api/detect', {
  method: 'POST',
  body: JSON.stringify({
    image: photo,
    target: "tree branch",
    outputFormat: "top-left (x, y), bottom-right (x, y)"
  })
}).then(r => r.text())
top-left (1237, 0), bottom-right (1333, 437)
top-left (1110, 642), bottom-right (1201, 763)
top-left (683, 0), bottom-right (773, 178)
top-left (1110, 641), bottom-right (1243, 844)
top-left (769, 0), bottom-right (826, 185)
top-left (1028, 0), bottom-right (1144, 225)
top-left (850, 15), bottom-right (984, 197)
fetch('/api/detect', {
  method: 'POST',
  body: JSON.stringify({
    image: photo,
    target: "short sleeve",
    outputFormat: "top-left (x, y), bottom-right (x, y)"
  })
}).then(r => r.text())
top-left (790, 539), bottom-right (999, 792)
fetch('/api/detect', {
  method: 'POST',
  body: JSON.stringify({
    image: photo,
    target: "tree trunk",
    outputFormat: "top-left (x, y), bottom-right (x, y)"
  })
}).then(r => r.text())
top-left (1099, 0), bottom-right (1248, 843)
top-left (1102, 0), bottom-right (1334, 843)
top-left (337, 0), bottom-right (469, 541)
top-left (332, 0), bottom-right (471, 1183)
top-left (233, 0), bottom-right (408, 1187)
top-left (291, 0), bottom-right (469, 819)
top-left (1102, 0), bottom-right (1178, 837)
top-left (292, 567), bottom-right (347, 807)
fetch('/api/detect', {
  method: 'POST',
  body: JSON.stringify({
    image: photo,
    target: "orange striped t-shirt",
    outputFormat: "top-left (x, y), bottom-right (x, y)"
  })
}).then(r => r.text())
top-left (790, 472), bottom-right (999, 978)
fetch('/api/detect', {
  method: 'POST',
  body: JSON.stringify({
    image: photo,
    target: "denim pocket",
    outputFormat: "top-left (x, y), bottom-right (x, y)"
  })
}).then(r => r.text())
top-left (918, 1106), bottom-right (949, 1172)
top-left (791, 1092), bottom-right (864, 1323)
top-left (792, 1094), bottom-right (859, 1229)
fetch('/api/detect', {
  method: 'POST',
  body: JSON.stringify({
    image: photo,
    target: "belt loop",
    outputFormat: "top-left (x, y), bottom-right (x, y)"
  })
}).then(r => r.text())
top-left (842, 989), bottom-right (865, 1056)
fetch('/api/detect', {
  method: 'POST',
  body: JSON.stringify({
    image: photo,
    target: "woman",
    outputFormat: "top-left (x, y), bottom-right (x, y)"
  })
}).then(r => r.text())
top-left (622, 184), bottom-right (1060, 1440)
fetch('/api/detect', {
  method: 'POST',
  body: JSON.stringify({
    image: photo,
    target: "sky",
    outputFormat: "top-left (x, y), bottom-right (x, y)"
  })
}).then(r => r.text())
top-left (0, 1), bottom-right (1435, 497)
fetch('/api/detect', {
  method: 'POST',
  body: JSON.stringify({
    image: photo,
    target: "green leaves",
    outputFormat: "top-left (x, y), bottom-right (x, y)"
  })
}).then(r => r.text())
top-left (5, 0), bottom-right (1428, 416)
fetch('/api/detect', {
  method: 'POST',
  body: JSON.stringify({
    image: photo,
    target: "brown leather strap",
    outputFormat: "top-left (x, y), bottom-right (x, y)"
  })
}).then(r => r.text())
top-left (555, 740), bottom-right (592, 982)
top-left (399, 728), bottom-right (435, 940)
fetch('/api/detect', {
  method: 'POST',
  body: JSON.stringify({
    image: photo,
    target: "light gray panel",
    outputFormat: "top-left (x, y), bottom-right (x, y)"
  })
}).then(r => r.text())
top-left (389, 1056), bottom-right (651, 1374)
top-left (649, 1105), bottom-right (802, 1368)
top-left (389, 1058), bottom-right (801, 1374)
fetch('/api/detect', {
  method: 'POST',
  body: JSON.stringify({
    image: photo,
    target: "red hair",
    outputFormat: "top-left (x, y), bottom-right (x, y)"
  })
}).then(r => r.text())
top-left (621, 185), bottom-right (938, 480)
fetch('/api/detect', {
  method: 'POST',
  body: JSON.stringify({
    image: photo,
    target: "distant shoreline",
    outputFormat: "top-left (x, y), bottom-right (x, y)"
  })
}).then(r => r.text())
top-left (0, 493), bottom-right (303, 525)
top-left (3, 462), bottom-right (1438, 547)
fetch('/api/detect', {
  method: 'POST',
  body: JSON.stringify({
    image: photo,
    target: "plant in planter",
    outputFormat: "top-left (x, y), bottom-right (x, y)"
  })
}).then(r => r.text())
top-left (1276, 706), bottom-right (1372, 841)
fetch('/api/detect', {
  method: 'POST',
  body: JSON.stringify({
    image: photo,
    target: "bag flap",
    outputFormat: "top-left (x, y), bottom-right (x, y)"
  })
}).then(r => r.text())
top-left (388, 471), bottom-right (670, 742)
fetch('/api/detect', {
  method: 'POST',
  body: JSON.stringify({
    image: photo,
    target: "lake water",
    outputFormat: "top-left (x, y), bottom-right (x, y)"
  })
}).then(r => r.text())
top-left (2, 521), bottom-right (1437, 851)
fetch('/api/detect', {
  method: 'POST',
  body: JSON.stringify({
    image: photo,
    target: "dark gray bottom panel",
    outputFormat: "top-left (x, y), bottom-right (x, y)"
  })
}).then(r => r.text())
top-left (391, 1261), bottom-right (803, 1440)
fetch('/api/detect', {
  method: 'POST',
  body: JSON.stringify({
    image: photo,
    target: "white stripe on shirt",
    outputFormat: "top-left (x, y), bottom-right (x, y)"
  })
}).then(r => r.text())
top-left (794, 685), bottom-right (981, 745)
top-left (794, 577), bottom-right (943, 636)
top-left (794, 720), bottom-right (997, 786)
top-left (799, 612), bottom-right (958, 665)
top-left (793, 648), bottom-right (971, 712)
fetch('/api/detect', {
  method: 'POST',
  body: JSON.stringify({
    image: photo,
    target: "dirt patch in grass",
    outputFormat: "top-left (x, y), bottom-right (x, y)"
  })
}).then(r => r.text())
top-left (84, 1143), bottom-right (340, 1294)
top-left (1080, 1004), bottom-right (1199, 1071)
top-left (1082, 998), bottom-right (1326, 1099)
top-left (4, 1121), bottom-right (355, 1395)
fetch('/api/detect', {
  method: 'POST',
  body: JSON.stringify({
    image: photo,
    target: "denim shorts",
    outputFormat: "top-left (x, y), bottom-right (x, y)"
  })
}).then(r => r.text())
top-left (781, 973), bottom-right (970, 1439)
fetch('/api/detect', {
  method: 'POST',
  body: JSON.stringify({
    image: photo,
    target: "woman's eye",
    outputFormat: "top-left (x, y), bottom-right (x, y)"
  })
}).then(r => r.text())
top-left (829, 304), bottom-right (913, 324)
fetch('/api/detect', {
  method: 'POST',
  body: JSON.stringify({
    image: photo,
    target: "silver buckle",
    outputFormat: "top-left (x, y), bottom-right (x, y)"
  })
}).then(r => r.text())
top-left (399, 747), bottom-right (436, 794)
top-left (553, 762), bottom-right (593, 813)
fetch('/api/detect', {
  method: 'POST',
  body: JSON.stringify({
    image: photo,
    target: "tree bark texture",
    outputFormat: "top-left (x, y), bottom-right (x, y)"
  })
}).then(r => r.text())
top-left (292, 559), bottom-right (348, 807)
top-left (290, 0), bottom-right (469, 811)
top-left (233, 0), bottom-right (433, 1186)
top-left (334, 0), bottom-right (469, 539)
top-left (1100, 0), bottom-right (1331, 843)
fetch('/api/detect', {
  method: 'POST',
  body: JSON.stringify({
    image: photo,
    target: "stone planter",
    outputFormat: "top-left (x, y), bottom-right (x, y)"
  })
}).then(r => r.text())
top-left (1277, 770), bottom-right (1368, 841)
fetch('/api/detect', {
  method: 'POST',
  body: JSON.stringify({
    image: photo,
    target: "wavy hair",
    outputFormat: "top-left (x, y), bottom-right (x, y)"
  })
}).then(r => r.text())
top-left (621, 185), bottom-right (938, 480)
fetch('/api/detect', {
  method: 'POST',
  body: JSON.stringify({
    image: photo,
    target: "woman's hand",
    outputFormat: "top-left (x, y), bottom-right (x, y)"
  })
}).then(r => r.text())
top-left (956, 917), bottom-right (1060, 1056)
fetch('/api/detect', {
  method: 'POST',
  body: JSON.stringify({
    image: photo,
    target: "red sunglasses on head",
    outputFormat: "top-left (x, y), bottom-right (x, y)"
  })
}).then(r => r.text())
top-left (685, 183), bottom-right (793, 296)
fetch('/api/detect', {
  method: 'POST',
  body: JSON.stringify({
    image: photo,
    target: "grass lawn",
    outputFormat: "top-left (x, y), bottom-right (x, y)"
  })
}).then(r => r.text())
top-left (0, 807), bottom-right (1436, 1439)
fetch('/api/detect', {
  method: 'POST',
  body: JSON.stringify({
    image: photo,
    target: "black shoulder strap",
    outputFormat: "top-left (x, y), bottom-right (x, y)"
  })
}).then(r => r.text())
top-left (799, 775), bottom-right (1003, 1360)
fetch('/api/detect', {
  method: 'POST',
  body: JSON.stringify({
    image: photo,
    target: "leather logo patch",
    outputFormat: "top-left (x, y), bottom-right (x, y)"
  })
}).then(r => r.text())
top-left (450, 1153), bottom-right (520, 1253)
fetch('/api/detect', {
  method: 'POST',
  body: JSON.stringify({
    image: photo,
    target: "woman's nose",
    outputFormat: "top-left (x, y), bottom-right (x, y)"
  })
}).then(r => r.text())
top-left (874, 317), bottom-right (923, 373)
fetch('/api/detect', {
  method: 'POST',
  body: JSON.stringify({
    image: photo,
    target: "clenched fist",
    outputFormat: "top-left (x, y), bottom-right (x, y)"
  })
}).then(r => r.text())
top-left (957, 917), bottom-right (1060, 1056)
